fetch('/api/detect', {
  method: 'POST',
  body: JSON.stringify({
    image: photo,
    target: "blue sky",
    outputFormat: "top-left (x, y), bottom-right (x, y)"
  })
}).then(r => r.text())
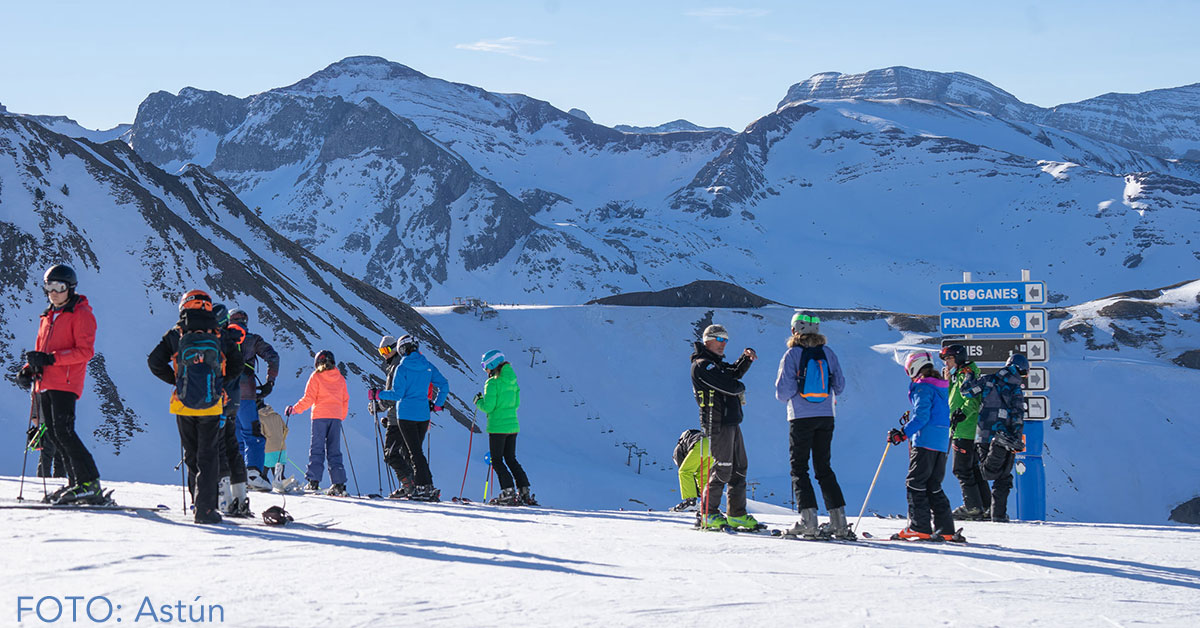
top-left (3, 1), bottom-right (1199, 130)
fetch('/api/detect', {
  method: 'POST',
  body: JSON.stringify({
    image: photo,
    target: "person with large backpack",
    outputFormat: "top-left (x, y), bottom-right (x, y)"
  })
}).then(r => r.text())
top-left (774, 312), bottom-right (852, 539)
top-left (961, 353), bottom-right (1028, 523)
top-left (669, 429), bottom-right (713, 512)
top-left (147, 290), bottom-right (244, 524)
top-left (473, 350), bottom-right (536, 506)
top-left (16, 264), bottom-right (103, 505)
top-left (226, 308), bottom-right (280, 491)
top-left (888, 351), bottom-right (959, 541)
top-left (367, 334), bottom-right (449, 501)
top-left (286, 350), bottom-right (350, 496)
top-left (690, 324), bottom-right (758, 531)
top-left (940, 344), bottom-right (989, 521)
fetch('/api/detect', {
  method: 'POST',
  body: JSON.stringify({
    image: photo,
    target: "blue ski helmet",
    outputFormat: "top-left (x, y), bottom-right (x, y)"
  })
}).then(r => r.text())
top-left (481, 349), bottom-right (506, 371)
top-left (1005, 353), bottom-right (1030, 375)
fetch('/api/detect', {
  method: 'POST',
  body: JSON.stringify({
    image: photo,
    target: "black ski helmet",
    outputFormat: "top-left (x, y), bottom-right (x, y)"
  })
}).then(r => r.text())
top-left (212, 303), bottom-right (229, 328)
top-left (229, 308), bottom-right (249, 327)
top-left (43, 264), bottom-right (78, 289)
top-left (939, 344), bottom-right (968, 365)
top-left (314, 350), bottom-right (335, 368)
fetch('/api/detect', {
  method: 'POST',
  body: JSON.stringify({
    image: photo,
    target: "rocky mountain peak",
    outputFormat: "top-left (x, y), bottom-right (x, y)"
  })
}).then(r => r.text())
top-left (285, 55), bottom-right (429, 91)
top-left (779, 66), bottom-right (1034, 119)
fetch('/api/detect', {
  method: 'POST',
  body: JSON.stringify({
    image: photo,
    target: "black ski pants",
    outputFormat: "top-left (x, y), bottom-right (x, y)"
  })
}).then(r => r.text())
top-left (488, 433), bottom-right (529, 491)
top-left (703, 422), bottom-right (748, 517)
top-left (952, 438), bottom-right (990, 511)
top-left (383, 420), bottom-right (414, 483)
top-left (788, 417), bottom-right (846, 511)
top-left (906, 447), bottom-right (955, 535)
top-left (37, 438), bottom-right (67, 478)
top-left (396, 419), bottom-right (433, 486)
top-left (178, 415), bottom-right (222, 516)
top-left (217, 416), bottom-right (248, 484)
top-left (977, 441), bottom-right (1014, 519)
top-left (36, 390), bottom-right (99, 485)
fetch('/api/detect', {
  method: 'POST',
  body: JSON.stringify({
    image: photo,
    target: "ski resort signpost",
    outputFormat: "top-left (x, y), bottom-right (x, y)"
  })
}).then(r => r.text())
top-left (940, 271), bottom-right (1049, 521)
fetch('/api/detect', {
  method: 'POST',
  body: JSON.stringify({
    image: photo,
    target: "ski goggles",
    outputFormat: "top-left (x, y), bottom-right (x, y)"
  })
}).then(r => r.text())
top-left (43, 281), bottom-right (70, 294)
top-left (378, 345), bottom-right (394, 357)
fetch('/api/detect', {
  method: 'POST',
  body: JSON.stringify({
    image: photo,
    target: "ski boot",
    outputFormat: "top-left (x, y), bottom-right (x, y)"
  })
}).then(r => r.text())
top-left (327, 483), bottom-right (348, 497)
top-left (938, 528), bottom-right (968, 543)
top-left (825, 506), bottom-right (857, 541)
top-left (217, 477), bottom-right (232, 513)
top-left (952, 505), bottom-right (986, 521)
top-left (670, 497), bottom-right (698, 512)
top-left (991, 512), bottom-right (1010, 523)
top-left (305, 480), bottom-right (320, 492)
top-left (54, 480), bottom-right (105, 505)
top-left (785, 507), bottom-right (825, 539)
top-left (224, 483), bottom-right (253, 518)
top-left (696, 512), bottom-right (728, 530)
top-left (194, 507), bottom-right (223, 525)
top-left (725, 513), bottom-right (762, 531)
top-left (489, 487), bottom-right (520, 506)
top-left (388, 475), bottom-right (415, 499)
top-left (42, 483), bottom-right (74, 504)
top-left (247, 468), bottom-right (273, 492)
top-left (519, 486), bottom-right (539, 506)
top-left (409, 485), bottom-right (440, 502)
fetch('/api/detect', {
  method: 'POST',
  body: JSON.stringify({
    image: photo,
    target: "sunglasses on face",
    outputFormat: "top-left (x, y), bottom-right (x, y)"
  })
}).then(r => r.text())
top-left (43, 281), bottom-right (69, 294)
top-left (711, 337), bottom-right (728, 344)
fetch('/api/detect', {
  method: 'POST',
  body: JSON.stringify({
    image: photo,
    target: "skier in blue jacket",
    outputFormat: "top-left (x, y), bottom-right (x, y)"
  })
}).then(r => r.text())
top-left (368, 334), bottom-right (448, 501)
top-left (888, 351), bottom-right (958, 541)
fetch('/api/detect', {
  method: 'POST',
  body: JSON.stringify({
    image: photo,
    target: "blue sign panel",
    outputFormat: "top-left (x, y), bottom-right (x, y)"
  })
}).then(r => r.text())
top-left (940, 310), bottom-right (1047, 335)
top-left (939, 281), bottom-right (1046, 307)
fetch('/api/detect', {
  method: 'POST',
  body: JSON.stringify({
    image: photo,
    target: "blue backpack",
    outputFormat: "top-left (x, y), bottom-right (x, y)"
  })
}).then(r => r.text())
top-left (796, 346), bottom-right (832, 403)
top-left (173, 329), bottom-right (226, 410)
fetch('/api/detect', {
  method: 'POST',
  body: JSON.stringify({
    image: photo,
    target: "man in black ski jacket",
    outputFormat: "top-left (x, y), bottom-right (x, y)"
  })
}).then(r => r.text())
top-left (690, 324), bottom-right (757, 530)
top-left (368, 335), bottom-right (416, 497)
top-left (227, 308), bottom-right (280, 490)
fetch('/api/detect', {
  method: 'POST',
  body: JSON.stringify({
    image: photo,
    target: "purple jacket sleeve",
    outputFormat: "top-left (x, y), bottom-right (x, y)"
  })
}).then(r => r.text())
top-left (775, 348), bottom-right (799, 403)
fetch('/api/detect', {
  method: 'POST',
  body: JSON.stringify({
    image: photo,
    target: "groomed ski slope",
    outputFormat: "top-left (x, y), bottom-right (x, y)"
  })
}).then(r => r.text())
top-left (2, 477), bottom-right (1197, 627)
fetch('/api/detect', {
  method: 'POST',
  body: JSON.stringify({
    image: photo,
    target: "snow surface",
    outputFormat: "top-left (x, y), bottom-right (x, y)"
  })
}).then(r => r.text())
top-left (2, 476), bottom-right (1198, 627)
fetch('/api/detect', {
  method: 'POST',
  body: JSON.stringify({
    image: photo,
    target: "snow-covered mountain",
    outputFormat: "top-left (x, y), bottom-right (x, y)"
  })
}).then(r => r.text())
top-left (0, 113), bottom-right (479, 477)
top-left (614, 119), bottom-right (737, 135)
top-left (124, 57), bottom-right (1200, 308)
top-left (780, 67), bottom-right (1200, 161)
top-left (0, 101), bottom-right (130, 143)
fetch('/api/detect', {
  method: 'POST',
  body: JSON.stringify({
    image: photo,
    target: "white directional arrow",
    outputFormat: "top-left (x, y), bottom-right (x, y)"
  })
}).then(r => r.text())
top-left (1025, 396), bottom-right (1050, 420)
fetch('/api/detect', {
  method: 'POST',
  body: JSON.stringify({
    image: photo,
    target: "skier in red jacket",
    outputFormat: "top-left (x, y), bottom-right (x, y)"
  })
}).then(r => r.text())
top-left (16, 265), bottom-right (103, 504)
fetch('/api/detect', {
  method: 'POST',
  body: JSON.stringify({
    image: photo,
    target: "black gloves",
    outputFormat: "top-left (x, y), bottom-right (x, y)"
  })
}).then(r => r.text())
top-left (379, 416), bottom-right (391, 429)
top-left (888, 428), bottom-right (908, 446)
top-left (949, 409), bottom-right (967, 430)
top-left (257, 380), bottom-right (274, 398)
top-left (251, 420), bottom-right (263, 437)
top-left (26, 351), bottom-right (55, 370)
top-left (26, 425), bottom-right (44, 450)
top-left (16, 365), bottom-right (35, 391)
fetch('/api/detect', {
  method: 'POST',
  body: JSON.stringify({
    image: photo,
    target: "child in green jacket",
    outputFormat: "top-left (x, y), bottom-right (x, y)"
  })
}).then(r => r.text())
top-left (473, 350), bottom-right (536, 506)
top-left (940, 344), bottom-right (989, 520)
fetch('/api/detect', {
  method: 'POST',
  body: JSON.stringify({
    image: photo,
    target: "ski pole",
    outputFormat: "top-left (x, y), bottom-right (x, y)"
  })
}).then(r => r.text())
top-left (458, 407), bottom-right (477, 500)
top-left (341, 427), bottom-right (361, 497)
top-left (371, 403), bottom-right (382, 495)
top-left (854, 438), bottom-right (892, 535)
top-left (179, 444), bottom-right (188, 512)
top-left (17, 385), bottom-right (38, 502)
top-left (483, 451), bottom-right (493, 501)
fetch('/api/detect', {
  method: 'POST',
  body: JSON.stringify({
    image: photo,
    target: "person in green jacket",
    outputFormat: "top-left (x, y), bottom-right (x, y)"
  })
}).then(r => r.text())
top-left (473, 350), bottom-right (536, 506)
top-left (941, 344), bottom-right (989, 520)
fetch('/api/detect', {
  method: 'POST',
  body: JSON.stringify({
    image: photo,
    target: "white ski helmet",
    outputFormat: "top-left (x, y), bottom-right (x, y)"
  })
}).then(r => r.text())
top-left (481, 349), bottom-right (506, 371)
top-left (904, 351), bottom-right (934, 379)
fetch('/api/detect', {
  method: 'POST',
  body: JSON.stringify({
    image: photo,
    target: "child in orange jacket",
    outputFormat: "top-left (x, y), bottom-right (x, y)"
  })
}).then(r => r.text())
top-left (286, 350), bottom-right (350, 496)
